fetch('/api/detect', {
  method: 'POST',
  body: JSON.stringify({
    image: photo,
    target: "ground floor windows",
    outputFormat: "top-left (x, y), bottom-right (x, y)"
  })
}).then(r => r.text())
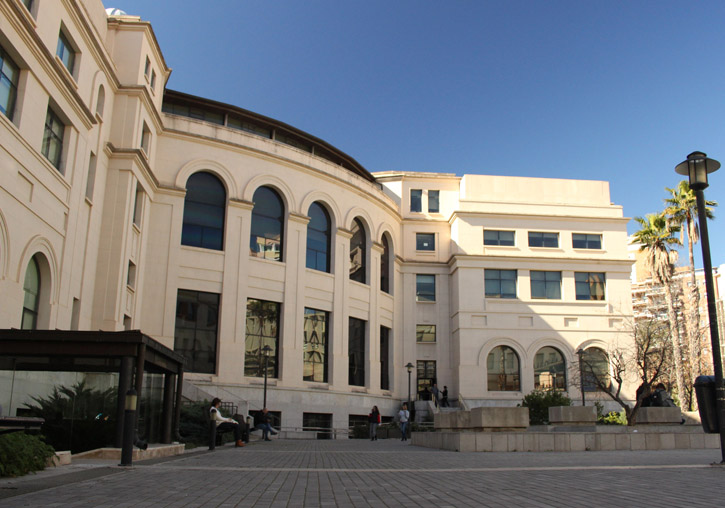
top-left (174, 289), bottom-right (219, 374)
top-left (581, 347), bottom-right (609, 391)
top-left (487, 345), bottom-right (520, 391)
top-left (380, 326), bottom-right (390, 390)
top-left (303, 308), bottom-right (328, 383)
top-left (303, 412), bottom-right (333, 438)
top-left (534, 346), bottom-right (566, 390)
top-left (348, 318), bottom-right (366, 386)
top-left (416, 360), bottom-right (436, 400)
top-left (21, 256), bottom-right (40, 330)
top-left (245, 299), bottom-right (280, 378)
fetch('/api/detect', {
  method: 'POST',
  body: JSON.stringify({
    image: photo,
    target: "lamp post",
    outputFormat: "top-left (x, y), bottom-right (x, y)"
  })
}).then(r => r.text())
top-left (262, 345), bottom-right (272, 409)
top-left (577, 349), bottom-right (586, 406)
top-left (675, 151), bottom-right (725, 464)
top-left (406, 362), bottom-right (414, 439)
top-left (119, 389), bottom-right (137, 466)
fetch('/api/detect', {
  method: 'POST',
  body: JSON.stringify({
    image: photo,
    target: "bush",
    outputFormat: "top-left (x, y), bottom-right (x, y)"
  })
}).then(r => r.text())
top-left (178, 400), bottom-right (211, 446)
top-left (519, 390), bottom-right (572, 425)
top-left (0, 433), bottom-right (55, 477)
top-left (599, 410), bottom-right (627, 425)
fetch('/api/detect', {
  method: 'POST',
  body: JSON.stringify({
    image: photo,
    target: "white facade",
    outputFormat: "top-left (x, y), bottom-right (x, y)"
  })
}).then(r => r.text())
top-left (0, 1), bottom-right (634, 429)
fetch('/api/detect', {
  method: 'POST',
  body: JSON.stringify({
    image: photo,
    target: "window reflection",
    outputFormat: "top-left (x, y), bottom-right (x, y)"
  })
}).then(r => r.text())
top-left (306, 202), bottom-right (330, 272)
top-left (534, 346), bottom-right (566, 390)
top-left (181, 172), bottom-right (226, 250)
top-left (487, 346), bottom-right (520, 391)
top-left (250, 186), bottom-right (284, 261)
top-left (349, 218), bottom-right (366, 283)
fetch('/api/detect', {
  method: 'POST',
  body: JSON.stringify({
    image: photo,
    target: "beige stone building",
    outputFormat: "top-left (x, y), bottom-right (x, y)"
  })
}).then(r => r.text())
top-left (0, 0), bottom-right (634, 434)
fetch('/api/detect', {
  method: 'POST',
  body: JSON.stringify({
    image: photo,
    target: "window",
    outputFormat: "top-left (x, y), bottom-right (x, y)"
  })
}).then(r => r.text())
top-left (349, 218), bottom-right (366, 283)
top-left (582, 347), bottom-right (609, 391)
top-left (42, 107), bottom-right (64, 170)
top-left (306, 202), bottom-right (330, 272)
top-left (95, 85), bottom-right (105, 117)
top-left (181, 172), bottom-right (226, 250)
top-left (416, 324), bottom-right (436, 343)
top-left (528, 232), bottom-right (559, 248)
top-left (302, 413), bottom-right (332, 438)
top-left (575, 272), bottom-right (605, 301)
top-left (162, 101), bottom-right (225, 125)
top-left (416, 233), bottom-right (435, 251)
top-left (0, 45), bottom-right (20, 120)
top-left (303, 308), bottom-right (328, 383)
top-left (126, 261), bottom-right (136, 289)
top-left (416, 360), bottom-right (436, 400)
top-left (250, 186), bottom-right (284, 261)
top-left (23, 0), bottom-right (33, 11)
top-left (132, 184), bottom-right (143, 226)
top-left (245, 299), bottom-right (280, 377)
top-left (410, 189), bottom-right (422, 212)
top-left (380, 235), bottom-right (391, 294)
top-left (380, 326), bottom-right (390, 390)
top-left (416, 274), bottom-right (435, 302)
top-left (485, 269), bottom-right (516, 299)
top-left (21, 257), bottom-right (40, 329)
top-left (530, 271), bottom-right (561, 300)
top-left (56, 31), bottom-right (76, 75)
top-left (428, 190), bottom-right (439, 213)
top-left (484, 230), bottom-right (515, 246)
top-left (140, 122), bottom-right (151, 154)
top-left (487, 346), bottom-right (520, 391)
top-left (144, 57), bottom-right (150, 78)
top-left (573, 233), bottom-right (602, 250)
top-left (150, 70), bottom-right (156, 91)
top-left (85, 152), bottom-right (96, 200)
top-left (174, 289), bottom-right (219, 374)
top-left (534, 347), bottom-right (566, 390)
top-left (348, 317), bottom-right (365, 386)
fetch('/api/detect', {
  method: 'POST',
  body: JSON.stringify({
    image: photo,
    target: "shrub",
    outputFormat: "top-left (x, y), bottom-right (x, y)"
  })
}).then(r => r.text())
top-left (178, 400), bottom-right (211, 446)
top-left (0, 433), bottom-right (55, 477)
top-left (520, 390), bottom-right (572, 425)
top-left (599, 410), bottom-right (627, 425)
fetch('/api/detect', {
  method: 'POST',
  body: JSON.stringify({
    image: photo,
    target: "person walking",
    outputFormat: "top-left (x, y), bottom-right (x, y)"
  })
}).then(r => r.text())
top-left (210, 398), bottom-right (244, 447)
top-left (398, 403), bottom-right (410, 441)
top-left (368, 406), bottom-right (381, 441)
top-left (441, 386), bottom-right (449, 407)
top-left (431, 383), bottom-right (440, 408)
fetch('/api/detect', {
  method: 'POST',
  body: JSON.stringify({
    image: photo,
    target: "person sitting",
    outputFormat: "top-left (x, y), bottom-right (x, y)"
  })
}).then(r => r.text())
top-left (651, 383), bottom-right (677, 407)
top-left (210, 398), bottom-right (244, 447)
top-left (255, 407), bottom-right (278, 441)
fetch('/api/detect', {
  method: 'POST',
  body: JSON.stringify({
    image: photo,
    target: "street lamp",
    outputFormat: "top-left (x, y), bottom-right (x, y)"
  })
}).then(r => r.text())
top-left (405, 361), bottom-right (414, 409)
top-left (576, 348), bottom-right (586, 406)
top-left (675, 151), bottom-right (725, 464)
top-left (262, 345), bottom-right (272, 409)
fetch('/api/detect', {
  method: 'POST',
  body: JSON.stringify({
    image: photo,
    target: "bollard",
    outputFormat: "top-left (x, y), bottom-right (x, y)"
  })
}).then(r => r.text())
top-left (120, 389), bottom-right (137, 466)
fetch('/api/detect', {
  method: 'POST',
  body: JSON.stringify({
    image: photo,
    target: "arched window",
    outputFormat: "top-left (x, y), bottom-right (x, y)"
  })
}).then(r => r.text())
top-left (582, 347), bottom-right (609, 392)
top-left (21, 256), bottom-right (40, 329)
top-left (181, 172), bottom-right (226, 250)
top-left (306, 202), bottom-right (330, 272)
top-left (250, 186), bottom-right (284, 261)
top-left (95, 85), bottom-right (105, 117)
top-left (380, 234), bottom-right (391, 294)
top-left (487, 345), bottom-right (520, 391)
top-left (349, 218), bottom-right (366, 283)
top-left (534, 346), bottom-right (566, 390)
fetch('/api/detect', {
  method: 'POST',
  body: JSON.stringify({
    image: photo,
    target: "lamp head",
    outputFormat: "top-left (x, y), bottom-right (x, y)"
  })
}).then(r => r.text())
top-left (675, 151), bottom-right (720, 191)
top-left (405, 362), bottom-right (414, 373)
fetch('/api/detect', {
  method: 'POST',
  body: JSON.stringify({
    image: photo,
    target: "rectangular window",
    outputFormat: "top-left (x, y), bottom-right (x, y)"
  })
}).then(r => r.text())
top-left (485, 269), bottom-right (517, 299)
top-left (416, 274), bottom-right (435, 302)
top-left (150, 70), bottom-right (156, 91)
top-left (380, 326), bottom-right (390, 390)
top-left (484, 230), bottom-right (515, 246)
top-left (410, 189), bottom-right (422, 212)
top-left (126, 261), bottom-right (136, 289)
top-left (174, 289), bottom-right (220, 374)
top-left (428, 190), bottom-right (439, 213)
top-left (227, 115), bottom-right (272, 138)
top-left (573, 233), bottom-right (602, 250)
top-left (416, 233), bottom-right (435, 251)
top-left (416, 360), bottom-right (436, 400)
top-left (302, 412), bottom-right (332, 438)
top-left (0, 45), bottom-right (20, 120)
top-left (416, 324), bottom-right (436, 343)
top-left (140, 122), bottom-right (151, 154)
top-left (303, 308), bottom-right (328, 383)
top-left (530, 271), bottom-right (561, 299)
top-left (42, 107), bottom-right (64, 170)
top-left (348, 317), bottom-right (366, 386)
top-left (132, 184), bottom-right (143, 226)
top-left (245, 299), bottom-right (280, 377)
top-left (56, 31), bottom-right (76, 76)
top-left (85, 152), bottom-right (97, 201)
top-left (528, 232), bottom-right (559, 248)
top-left (575, 272), bottom-right (606, 301)
top-left (144, 56), bottom-right (150, 78)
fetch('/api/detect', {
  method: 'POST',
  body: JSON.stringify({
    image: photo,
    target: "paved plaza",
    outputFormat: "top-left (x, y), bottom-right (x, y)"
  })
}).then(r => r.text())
top-left (1, 439), bottom-right (723, 507)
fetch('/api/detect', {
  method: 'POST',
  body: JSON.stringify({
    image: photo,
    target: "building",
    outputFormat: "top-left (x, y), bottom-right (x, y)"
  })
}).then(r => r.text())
top-left (0, 0), bottom-right (634, 436)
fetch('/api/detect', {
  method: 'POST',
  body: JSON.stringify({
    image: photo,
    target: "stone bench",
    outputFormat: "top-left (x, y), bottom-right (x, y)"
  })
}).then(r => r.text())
top-left (637, 407), bottom-right (682, 424)
top-left (435, 407), bottom-right (529, 431)
top-left (549, 406), bottom-right (597, 426)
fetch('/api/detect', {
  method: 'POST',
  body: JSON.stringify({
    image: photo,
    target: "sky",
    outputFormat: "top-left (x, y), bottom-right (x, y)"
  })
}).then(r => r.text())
top-left (109, 1), bottom-right (725, 268)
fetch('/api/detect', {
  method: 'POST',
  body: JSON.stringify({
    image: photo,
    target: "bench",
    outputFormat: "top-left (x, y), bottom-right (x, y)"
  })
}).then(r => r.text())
top-left (0, 416), bottom-right (45, 435)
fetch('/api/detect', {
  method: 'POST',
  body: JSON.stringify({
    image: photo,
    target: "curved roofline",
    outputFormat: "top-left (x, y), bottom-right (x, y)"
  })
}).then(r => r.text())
top-left (163, 89), bottom-right (376, 183)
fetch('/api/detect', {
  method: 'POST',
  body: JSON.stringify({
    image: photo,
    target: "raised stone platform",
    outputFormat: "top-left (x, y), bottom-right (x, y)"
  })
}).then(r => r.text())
top-left (636, 407), bottom-right (682, 424)
top-left (435, 407), bottom-right (528, 431)
top-left (549, 406), bottom-right (597, 425)
top-left (73, 443), bottom-right (185, 461)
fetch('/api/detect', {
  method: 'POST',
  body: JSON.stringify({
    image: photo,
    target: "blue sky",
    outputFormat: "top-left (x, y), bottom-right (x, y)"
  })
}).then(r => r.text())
top-left (111, 1), bottom-right (725, 267)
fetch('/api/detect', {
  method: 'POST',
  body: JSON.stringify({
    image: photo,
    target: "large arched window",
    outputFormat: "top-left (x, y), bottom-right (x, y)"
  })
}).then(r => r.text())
top-left (534, 346), bottom-right (566, 390)
top-left (306, 202), bottom-right (330, 272)
top-left (380, 234), bottom-right (391, 294)
top-left (21, 256), bottom-right (40, 329)
top-left (250, 186), bottom-right (284, 261)
top-left (181, 172), bottom-right (226, 250)
top-left (582, 347), bottom-right (609, 392)
top-left (349, 218), bottom-right (366, 283)
top-left (487, 345), bottom-right (520, 391)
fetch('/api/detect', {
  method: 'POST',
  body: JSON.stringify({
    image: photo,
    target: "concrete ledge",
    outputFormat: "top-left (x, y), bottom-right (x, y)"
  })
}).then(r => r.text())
top-left (435, 407), bottom-right (529, 431)
top-left (47, 450), bottom-right (72, 467)
top-left (637, 407), bottom-right (682, 424)
top-left (549, 406), bottom-right (597, 425)
top-left (73, 443), bottom-right (185, 461)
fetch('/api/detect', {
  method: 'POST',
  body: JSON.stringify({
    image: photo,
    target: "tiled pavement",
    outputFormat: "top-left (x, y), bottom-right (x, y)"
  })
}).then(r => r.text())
top-left (1, 438), bottom-right (723, 507)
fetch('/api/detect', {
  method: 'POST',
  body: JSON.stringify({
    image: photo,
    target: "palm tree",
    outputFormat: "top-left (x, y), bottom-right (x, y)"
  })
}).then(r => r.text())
top-left (631, 213), bottom-right (685, 404)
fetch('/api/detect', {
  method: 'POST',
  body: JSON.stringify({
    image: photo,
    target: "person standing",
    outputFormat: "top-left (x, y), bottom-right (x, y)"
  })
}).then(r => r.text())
top-left (441, 386), bottom-right (449, 407)
top-left (368, 406), bottom-right (381, 441)
top-left (431, 383), bottom-right (440, 408)
top-left (398, 403), bottom-right (410, 441)
top-left (210, 398), bottom-right (244, 447)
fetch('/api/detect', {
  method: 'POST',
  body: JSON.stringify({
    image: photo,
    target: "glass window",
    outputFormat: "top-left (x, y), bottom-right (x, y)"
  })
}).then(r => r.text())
top-left (573, 233), bottom-right (602, 249)
top-left (575, 272), bottom-right (606, 301)
top-left (348, 317), bottom-right (366, 386)
top-left (410, 189), bottom-right (422, 212)
top-left (42, 107), bottom-right (64, 170)
top-left (85, 152), bottom-right (96, 200)
top-left (380, 235), bottom-right (391, 294)
top-left (21, 257), bottom-right (40, 330)
top-left (530, 271), bottom-right (561, 300)
top-left (144, 57), bottom-right (150, 78)
top-left (416, 360), bottom-right (436, 400)
top-left (227, 115), bottom-right (272, 138)
top-left (132, 185), bottom-right (143, 226)
top-left (150, 70), bottom-right (156, 90)
top-left (416, 324), bottom-right (436, 343)
top-left (245, 299), bottom-right (280, 378)
top-left (484, 230), bottom-right (515, 246)
top-left (250, 186), bottom-right (284, 261)
top-left (428, 190), bottom-right (439, 213)
top-left (485, 269), bottom-right (517, 299)
top-left (303, 308), bottom-right (328, 383)
top-left (23, 0), bottom-right (33, 11)
top-left (582, 347), bottom-right (609, 391)
top-left (349, 218), bottom-right (366, 283)
top-left (416, 233), bottom-right (435, 251)
top-left (56, 31), bottom-right (75, 75)
top-left (306, 202), bottom-right (330, 272)
top-left (140, 122), bottom-right (151, 154)
top-left (380, 326), bottom-right (390, 391)
top-left (534, 347), bottom-right (566, 390)
top-left (416, 274), bottom-right (435, 302)
top-left (95, 85), bottom-right (105, 117)
top-left (487, 346), bottom-right (520, 391)
top-left (174, 289), bottom-right (219, 374)
top-left (181, 172), bottom-right (226, 250)
top-left (528, 232), bottom-right (559, 248)
top-left (0, 45), bottom-right (20, 120)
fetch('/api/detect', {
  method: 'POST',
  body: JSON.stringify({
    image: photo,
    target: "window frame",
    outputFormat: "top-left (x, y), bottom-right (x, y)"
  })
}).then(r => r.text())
top-left (244, 298), bottom-right (280, 378)
top-left (348, 317), bottom-right (366, 387)
top-left (530, 270), bottom-right (562, 300)
top-left (250, 186), bottom-right (285, 261)
top-left (416, 274), bottom-right (436, 302)
top-left (181, 171), bottom-right (226, 251)
top-left (484, 229), bottom-right (515, 247)
top-left (416, 324), bottom-right (436, 343)
top-left (303, 307), bottom-right (329, 383)
top-left (485, 269), bottom-right (517, 299)
top-left (416, 233), bottom-right (435, 251)
top-left (174, 289), bottom-right (220, 374)
top-left (428, 190), bottom-right (440, 213)
top-left (534, 346), bottom-right (566, 391)
top-left (573, 233), bottom-right (602, 250)
top-left (528, 231), bottom-right (559, 248)
top-left (306, 202), bottom-right (331, 273)
top-left (0, 44), bottom-right (20, 121)
top-left (410, 189), bottom-right (422, 213)
top-left (487, 345), bottom-right (521, 392)
top-left (575, 272), bottom-right (606, 301)
top-left (42, 106), bottom-right (65, 171)
top-left (56, 30), bottom-right (76, 77)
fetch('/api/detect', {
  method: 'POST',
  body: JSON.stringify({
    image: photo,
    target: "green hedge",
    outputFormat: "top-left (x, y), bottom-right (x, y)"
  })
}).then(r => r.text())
top-left (520, 390), bottom-right (572, 425)
top-left (0, 433), bottom-right (55, 477)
